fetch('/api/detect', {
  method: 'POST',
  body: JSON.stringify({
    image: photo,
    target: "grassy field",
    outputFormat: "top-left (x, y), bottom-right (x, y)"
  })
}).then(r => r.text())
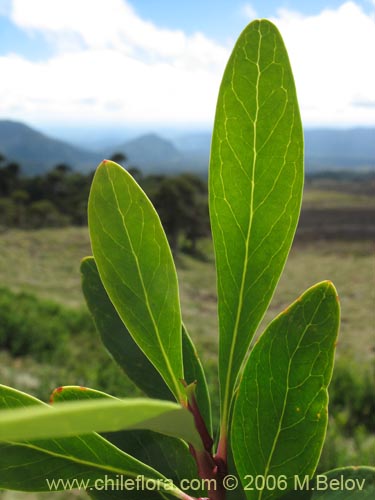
top-left (0, 226), bottom-right (373, 368)
top-left (0, 181), bottom-right (374, 497)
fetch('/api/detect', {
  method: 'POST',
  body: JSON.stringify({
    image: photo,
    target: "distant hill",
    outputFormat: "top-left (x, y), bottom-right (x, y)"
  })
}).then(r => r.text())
top-left (174, 128), bottom-right (375, 173)
top-left (108, 133), bottom-right (184, 173)
top-left (304, 128), bottom-right (375, 170)
top-left (0, 120), bottom-right (101, 175)
top-left (0, 120), bottom-right (374, 176)
top-left (107, 133), bottom-right (212, 173)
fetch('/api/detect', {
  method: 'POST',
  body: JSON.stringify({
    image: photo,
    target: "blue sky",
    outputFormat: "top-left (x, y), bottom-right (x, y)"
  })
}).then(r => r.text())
top-left (129, 0), bottom-right (372, 39)
top-left (2, 1), bottom-right (372, 52)
top-left (0, 0), bottom-right (374, 130)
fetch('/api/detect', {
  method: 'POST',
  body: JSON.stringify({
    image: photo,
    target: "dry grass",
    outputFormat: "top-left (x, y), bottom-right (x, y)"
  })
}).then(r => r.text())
top-left (0, 228), bottom-right (373, 368)
top-left (179, 238), bottom-right (374, 370)
top-left (302, 187), bottom-right (375, 209)
top-left (0, 219), bottom-right (373, 372)
top-left (0, 227), bottom-right (91, 307)
top-left (0, 225), bottom-right (373, 499)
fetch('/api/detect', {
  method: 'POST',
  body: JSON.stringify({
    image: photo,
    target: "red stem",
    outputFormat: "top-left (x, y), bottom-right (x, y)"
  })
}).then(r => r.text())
top-left (182, 381), bottom-right (227, 500)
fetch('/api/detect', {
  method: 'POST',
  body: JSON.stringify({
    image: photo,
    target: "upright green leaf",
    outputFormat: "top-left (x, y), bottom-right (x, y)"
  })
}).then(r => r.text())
top-left (81, 256), bottom-right (211, 431)
top-left (88, 161), bottom-right (184, 403)
top-left (0, 385), bottom-right (181, 499)
top-left (232, 282), bottom-right (340, 500)
top-left (209, 19), bottom-right (304, 430)
top-left (0, 391), bottom-right (201, 450)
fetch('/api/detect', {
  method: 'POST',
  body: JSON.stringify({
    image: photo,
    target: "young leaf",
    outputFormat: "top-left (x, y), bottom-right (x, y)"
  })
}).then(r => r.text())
top-left (209, 19), bottom-right (304, 431)
top-left (279, 467), bottom-right (375, 500)
top-left (232, 281), bottom-right (340, 500)
top-left (51, 386), bottom-right (205, 498)
top-left (310, 466), bottom-right (375, 499)
top-left (88, 160), bottom-right (185, 403)
top-left (81, 256), bottom-right (212, 431)
top-left (0, 390), bottom-right (202, 450)
top-left (0, 385), bottom-right (182, 498)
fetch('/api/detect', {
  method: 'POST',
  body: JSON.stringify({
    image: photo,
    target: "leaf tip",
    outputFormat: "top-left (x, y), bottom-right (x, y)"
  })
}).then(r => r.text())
top-left (323, 279), bottom-right (337, 293)
top-left (80, 255), bottom-right (94, 270)
top-left (49, 386), bottom-right (64, 404)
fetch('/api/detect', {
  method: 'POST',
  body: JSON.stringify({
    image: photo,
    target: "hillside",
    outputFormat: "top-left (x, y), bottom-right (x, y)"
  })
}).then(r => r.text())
top-left (304, 128), bottom-right (375, 170)
top-left (0, 120), bottom-right (101, 175)
top-left (0, 120), bottom-right (374, 175)
top-left (108, 133), bottom-right (184, 173)
top-left (174, 128), bottom-right (375, 172)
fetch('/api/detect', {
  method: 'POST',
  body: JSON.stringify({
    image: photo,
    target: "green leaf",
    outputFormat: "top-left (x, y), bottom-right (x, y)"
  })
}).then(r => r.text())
top-left (51, 386), bottom-right (204, 498)
top-left (310, 467), bottom-right (375, 499)
top-left (0, 385), bottom-right (181, 498)
top-left (81, 256), bottom-right (172, 401)
top-left (209, 19), bottom-right (304, 429)
top-left (279, 467), bottom-right (375, 500)
top-left (232, 281), bottom-right (340, 500)
top-left (88, 160), bottom-right (184, 403)
top-left (0, 389), bottom-right (202, 450)
top-left (89, 491), bottom-right (170, 500)
top-left (81, 256), bottom-right (211, 431)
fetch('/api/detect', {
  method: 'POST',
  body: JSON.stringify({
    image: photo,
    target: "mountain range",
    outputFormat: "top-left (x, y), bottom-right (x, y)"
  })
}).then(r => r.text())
top-left (0, 121), bottom-right (100, 174)
top-left (0, 119), bottom-right (374, 176)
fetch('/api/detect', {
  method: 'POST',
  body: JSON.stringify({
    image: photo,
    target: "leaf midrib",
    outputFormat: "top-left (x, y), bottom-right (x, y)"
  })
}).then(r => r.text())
top-left (221, 25), bottom-right (262, 430)
top-left (106, 168), bottom-right (184, 403)
top-left (4, 438), bottom-right (180, 497)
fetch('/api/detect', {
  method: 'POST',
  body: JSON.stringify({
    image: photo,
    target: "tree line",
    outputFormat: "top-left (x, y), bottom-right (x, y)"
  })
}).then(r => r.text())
top-left (0, 153), bottom-right (210, 255)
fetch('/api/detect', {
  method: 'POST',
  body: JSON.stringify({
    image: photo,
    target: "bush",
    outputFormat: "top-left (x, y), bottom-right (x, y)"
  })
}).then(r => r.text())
top-left (0, 287), bottom-right (141, 400)
top-left (29, 199), bottom-right (70, 228)
top-left (329, 358), bottom-right (375, 432)
top-left (0, 287), bottom-right (92, 361)
top-left (318, 358), bottom-right (375, 471)
top-left (319, 417), bottom-right (375, 471)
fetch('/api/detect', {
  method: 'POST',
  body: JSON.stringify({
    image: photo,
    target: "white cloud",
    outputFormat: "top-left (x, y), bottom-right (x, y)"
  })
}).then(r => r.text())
top-left (0, 49), bottom-right (221, 124)
top-left (242, 3), bottom-right (258, 20)
top-left (0, 0), bottom-right (228, 125)
top-left (271, 2), bottom-right (375, 126)
top-left (10, 0), bottom-right (228, 67)
top-left (0, 0), bottom-right (374, 127)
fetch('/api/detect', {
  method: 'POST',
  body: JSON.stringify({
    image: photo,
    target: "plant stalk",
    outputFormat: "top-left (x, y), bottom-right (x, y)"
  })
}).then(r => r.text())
top-left (184, 382), bottom-right (227, 500)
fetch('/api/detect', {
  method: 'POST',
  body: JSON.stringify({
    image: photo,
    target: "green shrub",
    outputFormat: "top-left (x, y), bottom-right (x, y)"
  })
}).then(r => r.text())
top-left (0, 288), bottom-right (89, 360)
top-left (0, 288), bottom-right (138, 400)
top-left (319, 417), bottom-right (375, 471)
top-left (329, 359), bottom-right (375, 432)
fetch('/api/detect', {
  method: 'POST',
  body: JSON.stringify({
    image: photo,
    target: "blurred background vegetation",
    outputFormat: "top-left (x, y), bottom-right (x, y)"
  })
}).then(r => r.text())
top-left (0, 152), bottom-right (374, 499)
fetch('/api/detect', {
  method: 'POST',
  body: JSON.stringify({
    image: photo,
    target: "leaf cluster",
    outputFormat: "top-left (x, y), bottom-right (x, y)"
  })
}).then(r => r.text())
top-left (0, 19), bottom-right (373, 500)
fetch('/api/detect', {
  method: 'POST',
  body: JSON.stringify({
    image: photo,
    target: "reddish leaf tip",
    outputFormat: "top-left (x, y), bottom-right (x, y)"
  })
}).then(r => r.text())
top-left (49, 386), bottom-right (64, 404)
